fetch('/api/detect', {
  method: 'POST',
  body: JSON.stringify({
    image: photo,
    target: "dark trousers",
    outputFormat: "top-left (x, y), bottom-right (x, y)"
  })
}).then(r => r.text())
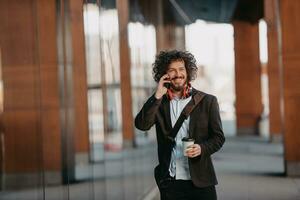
top-left (160, 180), bottom-right (217, 200)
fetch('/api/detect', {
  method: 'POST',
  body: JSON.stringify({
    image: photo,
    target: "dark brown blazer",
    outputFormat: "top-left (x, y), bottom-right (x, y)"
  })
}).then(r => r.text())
top-left (134, 88), bottom-right (225, 188)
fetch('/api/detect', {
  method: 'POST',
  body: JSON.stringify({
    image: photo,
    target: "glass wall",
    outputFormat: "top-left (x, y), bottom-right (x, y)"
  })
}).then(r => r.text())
top-left (128, 22), bottom-right (157, 144)
top-left (0, 0), bottom-right (157, 199)
top-left (83, 1), bottom-right (124, 199)
top-left (127, 21), bottom-right (158, 199)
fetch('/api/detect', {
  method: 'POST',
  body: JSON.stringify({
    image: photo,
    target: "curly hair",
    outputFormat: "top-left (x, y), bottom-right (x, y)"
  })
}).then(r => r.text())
top-left (152, 50), bottom-right (198, 83)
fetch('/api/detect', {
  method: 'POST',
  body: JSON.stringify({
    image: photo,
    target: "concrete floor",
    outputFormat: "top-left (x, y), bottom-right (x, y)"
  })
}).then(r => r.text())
top-left (149, 136), bottom-right (300, 200)
top-left (1, 136), bottom-right (300, 200)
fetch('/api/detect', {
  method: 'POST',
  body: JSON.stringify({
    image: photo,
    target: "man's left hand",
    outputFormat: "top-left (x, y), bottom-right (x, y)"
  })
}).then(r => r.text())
top-left (186, 144), bottom-right (201, 158)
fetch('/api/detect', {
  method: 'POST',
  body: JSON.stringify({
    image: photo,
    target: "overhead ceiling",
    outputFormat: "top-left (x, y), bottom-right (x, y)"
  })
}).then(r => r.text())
top-left (129, 0), bottom-right (264, 25)
top-left (86, 0), bottom-right (264, 25)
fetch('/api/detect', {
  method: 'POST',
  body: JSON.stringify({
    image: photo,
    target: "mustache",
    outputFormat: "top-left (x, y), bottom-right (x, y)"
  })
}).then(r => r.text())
top-left (171, 76), bottom-right (185, 80)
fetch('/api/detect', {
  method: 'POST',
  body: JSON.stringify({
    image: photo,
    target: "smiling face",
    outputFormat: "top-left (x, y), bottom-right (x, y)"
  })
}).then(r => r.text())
top-left (166, 60), bottom-right (187, 92)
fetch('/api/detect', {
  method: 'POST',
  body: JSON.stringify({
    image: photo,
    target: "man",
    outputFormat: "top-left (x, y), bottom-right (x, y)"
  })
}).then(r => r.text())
top-left (135, 50), bottom-right (225, 200)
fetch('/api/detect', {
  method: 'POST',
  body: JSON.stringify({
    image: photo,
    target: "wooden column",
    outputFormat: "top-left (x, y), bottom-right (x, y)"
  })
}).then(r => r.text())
top-left (233, 21), bottom-right (263, 135)
top-left (155, 0), bottom-right (185, 51)
top-left (156, 24), bottom-right (185, 51)
top-left (264, 0), bottom-right (283, 141)
top-left (69, 0), bottom-right (89, 160)
top-left (155, 0), bottom-right (165, 52)
top-left (279, 0), bottom-right (300, 176)
top-left (117, 0), bottom-right (134, 146)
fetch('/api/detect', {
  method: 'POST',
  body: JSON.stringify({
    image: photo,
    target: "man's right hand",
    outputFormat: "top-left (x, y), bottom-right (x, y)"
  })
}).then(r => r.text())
top-left (154, 74), bottom-right (170, 99)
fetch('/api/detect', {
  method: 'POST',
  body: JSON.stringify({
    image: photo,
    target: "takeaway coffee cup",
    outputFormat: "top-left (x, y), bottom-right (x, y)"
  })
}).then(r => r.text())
top-left (182, 137), bottom-right (195, 156)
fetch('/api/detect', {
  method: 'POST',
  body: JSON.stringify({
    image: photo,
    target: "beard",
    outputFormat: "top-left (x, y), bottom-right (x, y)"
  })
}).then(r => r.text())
top-left (170, 76), bottom-right (187, 92)
top-left (170, 83), bottom-right (185, 91)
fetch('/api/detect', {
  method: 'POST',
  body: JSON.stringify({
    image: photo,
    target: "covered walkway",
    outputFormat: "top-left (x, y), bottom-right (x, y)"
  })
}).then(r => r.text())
top-left (150, 136), bottom-right (300, 200)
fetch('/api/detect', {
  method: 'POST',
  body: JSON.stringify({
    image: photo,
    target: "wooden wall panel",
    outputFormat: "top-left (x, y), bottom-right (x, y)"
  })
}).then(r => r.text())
top-left (0, 1), bottom-right (37, 67)
top-left (40, 67), bottom-right (60, 108)
top-left (36, 0), bottom-right (62, 172)
top-left (2, 67), bottom-right (38, 109)
top-left (0, 0), bottom-right (62, 175)
top-left (3, 110), bottom-right (40, 172)
top-left (0, 0), bottom-right (92, 187)
top-left (0, 0), bottom-right (41, 173)
top-left (41, 109), bottom-right (61, 170)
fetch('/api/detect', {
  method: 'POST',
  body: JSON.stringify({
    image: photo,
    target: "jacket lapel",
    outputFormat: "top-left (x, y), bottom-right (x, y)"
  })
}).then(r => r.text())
top-left (188, 88), bottom-right (206, 138)
top-left (162, 95), bottom-right (172, 130)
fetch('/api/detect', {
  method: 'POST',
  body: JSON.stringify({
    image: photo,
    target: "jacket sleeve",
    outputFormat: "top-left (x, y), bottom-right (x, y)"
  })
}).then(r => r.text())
top-left (134, 94), bottom-right (162, 131)
top-left (199, 96), bottom-right (225, 157)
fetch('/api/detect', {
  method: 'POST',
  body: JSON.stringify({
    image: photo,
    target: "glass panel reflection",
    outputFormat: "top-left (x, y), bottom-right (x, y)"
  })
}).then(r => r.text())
top-left (128, 21), bottom-right (158, 199)
top-left (83, 2), bottom-right (105, 200)
top-left (84, 1), bottom-right (124, 199)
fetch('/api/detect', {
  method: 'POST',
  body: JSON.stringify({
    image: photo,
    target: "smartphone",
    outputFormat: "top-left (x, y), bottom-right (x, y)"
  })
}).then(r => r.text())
top-left (163, 76), bottom-right (171, 88)
top-left (164, 82), bottom-right (170, 89)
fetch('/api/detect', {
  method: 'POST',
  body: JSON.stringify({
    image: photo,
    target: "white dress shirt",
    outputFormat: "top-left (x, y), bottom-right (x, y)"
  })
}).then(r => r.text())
top-left (168, 96), bottom-right (192, 180)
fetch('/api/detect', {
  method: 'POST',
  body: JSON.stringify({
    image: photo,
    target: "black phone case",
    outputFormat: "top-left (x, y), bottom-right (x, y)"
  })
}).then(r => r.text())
top-left (163, 82), bottom-right (170, 89)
